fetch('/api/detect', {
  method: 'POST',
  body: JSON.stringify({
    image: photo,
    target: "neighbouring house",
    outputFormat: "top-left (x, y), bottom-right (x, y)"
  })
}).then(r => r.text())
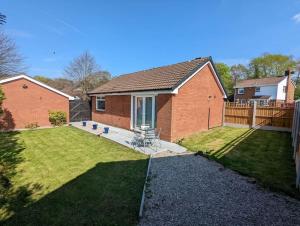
top-left (234, 73), bottom-right (295, 105)
top-left (0, 75), bottom-right (74, 130)
top-left (88, 57), bottom-right (227, 141)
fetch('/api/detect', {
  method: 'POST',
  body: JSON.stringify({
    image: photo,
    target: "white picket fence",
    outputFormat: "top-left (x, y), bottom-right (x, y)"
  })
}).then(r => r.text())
top-left (291, 100), bottom-right (300, 188)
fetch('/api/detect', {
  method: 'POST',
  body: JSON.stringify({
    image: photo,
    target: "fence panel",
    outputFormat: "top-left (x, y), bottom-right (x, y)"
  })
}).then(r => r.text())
top-left (224, 102), bottom-right (294, 130)
top-left (224, 104), bottom-right (253, 125)
top-left (291, 101), bottom-right (300, 188)
top-left (255, 107), bottom-right (294, 128)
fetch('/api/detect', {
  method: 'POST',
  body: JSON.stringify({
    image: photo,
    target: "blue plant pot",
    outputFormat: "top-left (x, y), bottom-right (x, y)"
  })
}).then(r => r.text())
top-left (103, 127), bottom-right (109, 134)
top-left (82, 121), bottom-right (87, 127)
top-left (92, 124), bottom-right (98, 130)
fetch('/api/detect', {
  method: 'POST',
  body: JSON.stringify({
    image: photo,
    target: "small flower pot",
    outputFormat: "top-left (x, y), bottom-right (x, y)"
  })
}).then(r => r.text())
top-left (103, 127), bottom-right (109, 134)
top-left (82, 121), bottom-right (87, 127)
top-left (92, 124), bottom-right (98, 130)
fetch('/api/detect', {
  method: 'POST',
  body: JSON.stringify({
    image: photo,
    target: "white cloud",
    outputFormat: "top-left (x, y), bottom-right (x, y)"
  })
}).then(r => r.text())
top-left (40, 10), bottom-right (85, 36)
top-left (46, 26), bottom-right (65, 36)
top-left (292, 13), bottom-right (300, 23)
top-left (56, 18), bottom-right (82, 34)
top-left (5, 29), bottom-right (34, 38)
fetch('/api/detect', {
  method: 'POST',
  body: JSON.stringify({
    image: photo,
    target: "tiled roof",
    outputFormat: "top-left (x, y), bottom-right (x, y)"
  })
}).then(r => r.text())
top-left (89, 57), bottom-right (211, 94)
top-left (234, 76), bottom-right (286, 88)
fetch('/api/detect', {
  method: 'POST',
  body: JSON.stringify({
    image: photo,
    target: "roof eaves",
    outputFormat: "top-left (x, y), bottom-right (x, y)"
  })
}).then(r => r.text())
top-left (171, 58), bottom-right (209, 91)
top-left (88, 87), bottom-right (174, 95)
top-left (0, 74), bottom-right (75, 100)
top-left (208, 57), bottom-right (228, 98)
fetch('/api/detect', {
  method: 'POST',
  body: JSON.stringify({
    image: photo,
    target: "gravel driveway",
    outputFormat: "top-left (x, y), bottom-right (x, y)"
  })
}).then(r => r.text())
top-left (139, 152), bottom-right (300, 226)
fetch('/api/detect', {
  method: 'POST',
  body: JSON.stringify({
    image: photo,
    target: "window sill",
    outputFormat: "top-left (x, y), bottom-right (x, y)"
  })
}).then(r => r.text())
top-left (96, 109), bottom-right (105, 112)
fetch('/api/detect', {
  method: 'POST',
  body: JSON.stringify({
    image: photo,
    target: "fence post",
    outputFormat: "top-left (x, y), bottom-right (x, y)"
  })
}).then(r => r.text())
top-left (222, 102), bottom-right (226, 126)
top-left (252, 101), bottom-right (257, 128)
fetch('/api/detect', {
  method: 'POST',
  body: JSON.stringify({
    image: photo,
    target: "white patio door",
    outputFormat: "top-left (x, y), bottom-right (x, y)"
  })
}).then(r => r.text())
top-left (134, 96), bottom-right (155, 129)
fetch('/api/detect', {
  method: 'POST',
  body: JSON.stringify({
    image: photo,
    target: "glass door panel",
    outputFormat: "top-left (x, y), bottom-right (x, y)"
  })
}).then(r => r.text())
top-left (145, 97), bottom-right (153, 127)
top-left (136, 97), bottom-right (143, 128)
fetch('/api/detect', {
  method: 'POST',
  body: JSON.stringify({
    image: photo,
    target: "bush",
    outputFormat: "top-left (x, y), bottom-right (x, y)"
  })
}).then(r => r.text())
top-left (48, 111), bottom-right (67, 126)
top-left (25, 122), bottom-right (39, 129)
top-left (0, 86), bottom-right (5, 116)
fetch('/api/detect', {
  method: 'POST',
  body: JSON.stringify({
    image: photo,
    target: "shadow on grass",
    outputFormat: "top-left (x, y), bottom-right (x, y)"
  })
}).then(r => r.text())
top-left (194, 128), bottom-right (299, 199)
top-left (2, 159), bottom-right (148, 226)
top-left (0, 131), bottom-right (42, 221)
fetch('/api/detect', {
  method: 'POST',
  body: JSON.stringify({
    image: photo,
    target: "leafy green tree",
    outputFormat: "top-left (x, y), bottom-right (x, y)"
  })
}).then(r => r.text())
top-left (248, 54), bottom-right (296, 78)
top-left (34, 75), bottom-right (53, 84)
top-left (230, 64), bottom-right (249, 80)
top-left (0, 86), bottom-right (5, 116)
top-left (215, 63), bottom-right (234, 95)
top-left (294, 85), bottom-right (300, 100)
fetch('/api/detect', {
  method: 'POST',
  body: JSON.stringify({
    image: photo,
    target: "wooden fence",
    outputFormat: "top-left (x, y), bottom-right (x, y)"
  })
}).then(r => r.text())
top-left (291, 100), bottom-right (300, 188)
top-left (224, 102), bottom-right (294, 130)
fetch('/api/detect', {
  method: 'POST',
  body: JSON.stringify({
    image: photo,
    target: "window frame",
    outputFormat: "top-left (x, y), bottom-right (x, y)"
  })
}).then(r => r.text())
top-left (96, 96), bottom-right (106, 112)
top-left (237, 88), bottom-right (245, 95)
top-left (255, 87), bottom-right (261, 92)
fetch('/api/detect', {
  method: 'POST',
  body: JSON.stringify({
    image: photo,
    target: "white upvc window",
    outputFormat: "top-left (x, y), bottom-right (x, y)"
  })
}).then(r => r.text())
top-left (255, 87), bottom-right (260, 92)
top-left (237, 88), bottom-right (245, 94)
top-left (96, 96), bottom-right (105, 111)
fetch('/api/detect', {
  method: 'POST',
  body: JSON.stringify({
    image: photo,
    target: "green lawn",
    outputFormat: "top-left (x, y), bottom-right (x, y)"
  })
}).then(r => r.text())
top-left (0, 126), bottom-right (148, 226)
top-left (180, 126), bottom-right (299, 198)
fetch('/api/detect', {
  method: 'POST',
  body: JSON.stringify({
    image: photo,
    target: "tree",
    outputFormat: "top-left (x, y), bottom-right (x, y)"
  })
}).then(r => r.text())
top-left (248, 54), bottom-right (296, 78)
top-left (294, 61), bottom-right (300, 100)
top-left (0, 13), bottom-right (6, 25)
top-left (85, 70), bottom-right (111, 90)
top-left (230, 64), bottom-right (249, 81)
top-left (34, 75), bottom-right (53, 84)
top-left (34, 75), bottom-right (76, 96)
top-left (215, 63), bottom-right (234, 95)
top-left (64, 51), bottom-right (108, 99)
top-left (0, 33), bottom-right (24, 78)
top-left (0, 86), bottom-right (5, 116)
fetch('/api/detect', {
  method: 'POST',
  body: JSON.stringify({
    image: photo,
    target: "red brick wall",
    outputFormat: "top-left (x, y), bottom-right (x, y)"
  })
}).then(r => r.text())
top-left (156, 94), bottom-right (173, 141)
top-left (0, 78), bottom-right (70, 130)
top-left (91, 95), bottom-right (131, 130)
top-left (234, 87), bottom-right (255, 102)
top-left (286, 79), bottom-right (295, 103)
top-left (90, 65), bottom-right (224, 142)
top-left (170, 64), bottom-right (224, 141)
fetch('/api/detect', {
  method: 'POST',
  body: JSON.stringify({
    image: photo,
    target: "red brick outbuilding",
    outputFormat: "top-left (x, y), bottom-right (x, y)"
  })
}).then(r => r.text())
top-left (0, 75), bottom-right (74, 130)
top-left (89, 57), bottom-right (227, 142)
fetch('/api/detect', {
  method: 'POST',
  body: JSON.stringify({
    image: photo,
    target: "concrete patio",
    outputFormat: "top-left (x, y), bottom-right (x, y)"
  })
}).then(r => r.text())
top-left (71, 121), bottom-right (187, 155)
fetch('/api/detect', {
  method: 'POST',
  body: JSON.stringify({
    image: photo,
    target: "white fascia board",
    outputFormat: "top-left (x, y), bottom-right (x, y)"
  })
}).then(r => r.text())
top-left (0, 75), bottom-right (75, 100)
top-left (171, 61), bottom-right (227, 98)
top-left (234, 84), bottom-right (279, 88)
top-left (89, 89), bottom-right (174, 97)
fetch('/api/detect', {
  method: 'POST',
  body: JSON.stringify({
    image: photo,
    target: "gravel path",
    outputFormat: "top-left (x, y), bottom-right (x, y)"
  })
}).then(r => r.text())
top-left (139, 152), bottom-right (300, 226)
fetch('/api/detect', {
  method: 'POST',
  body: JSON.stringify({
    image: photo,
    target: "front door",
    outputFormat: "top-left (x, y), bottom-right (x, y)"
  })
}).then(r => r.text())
top-left (134, 96), bottom-right (155, 129)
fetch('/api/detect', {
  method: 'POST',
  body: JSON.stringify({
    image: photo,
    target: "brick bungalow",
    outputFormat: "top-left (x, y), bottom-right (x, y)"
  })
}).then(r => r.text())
top-left (89, 57), bottom-right (227, 142)
top-left (0, 75), bottom-right (74, 130)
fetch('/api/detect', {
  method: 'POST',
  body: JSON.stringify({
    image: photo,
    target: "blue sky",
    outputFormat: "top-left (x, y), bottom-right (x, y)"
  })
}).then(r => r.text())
top-left (1, 0), bottom-right (300, 78)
